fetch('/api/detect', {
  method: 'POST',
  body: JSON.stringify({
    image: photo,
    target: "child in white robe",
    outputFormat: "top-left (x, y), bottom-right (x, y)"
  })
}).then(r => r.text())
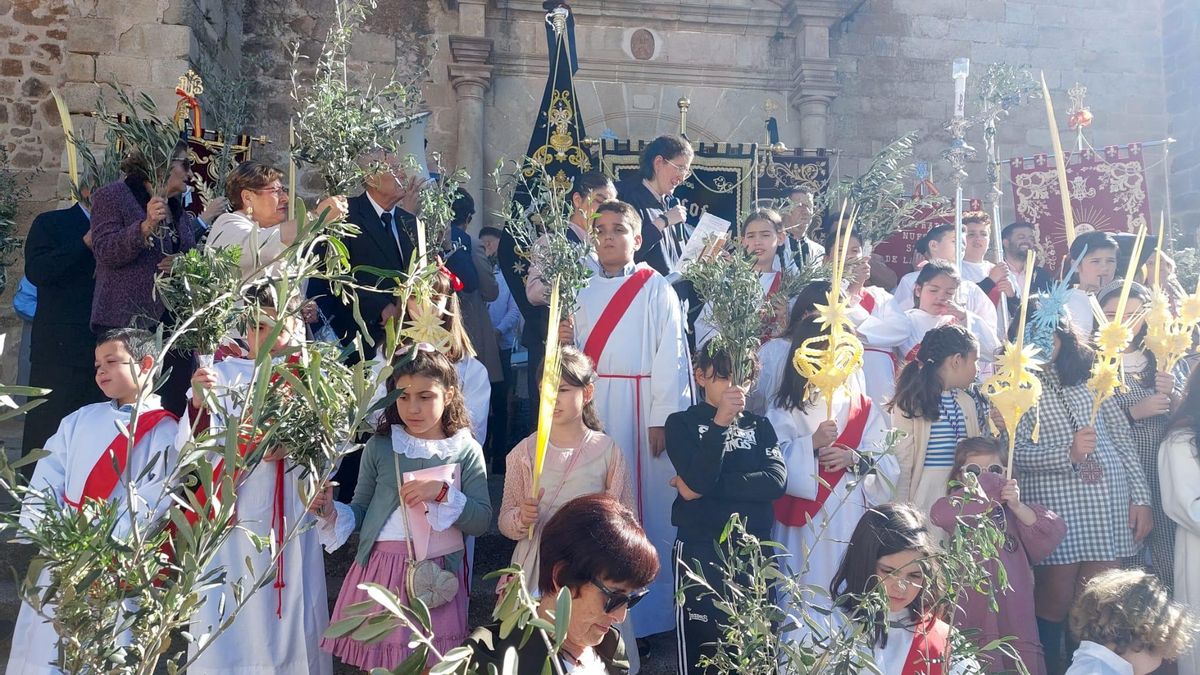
top-left (183, 290), bottom-right (331, 675)
top-left (694, 208), bottom-right (791, 347)
top-left (858, 260), bottom-right (1000, 374)
top-left (570, 199), bottom-right (694, 639)
top-left (888, 221), bottom-right (998, 333)
top-left (764, 281), bottom-right (899, 625)
top-left (831, 228), bottom-right (897, 406)
top-left (1160, 375), bottom-right (1200, 675)
top-left (8, 329), bottom-right (180, 675)
top-left (799, 503), bottom-right (979, 675)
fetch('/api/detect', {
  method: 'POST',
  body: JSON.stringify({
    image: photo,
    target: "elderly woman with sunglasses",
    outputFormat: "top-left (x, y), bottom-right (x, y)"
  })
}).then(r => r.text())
top-left (460, 493), bottom-right (659, 675)
top-left (207, 160), bottom-right (347, 281)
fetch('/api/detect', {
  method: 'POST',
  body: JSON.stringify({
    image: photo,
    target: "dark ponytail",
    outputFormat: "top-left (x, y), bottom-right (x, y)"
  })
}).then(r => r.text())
top-left (1008, 302), bottom-right (1096, 387)
top-left (773, 281), bottom-right (834, 413)
top-left (889, 324), bottom-right (977, 420)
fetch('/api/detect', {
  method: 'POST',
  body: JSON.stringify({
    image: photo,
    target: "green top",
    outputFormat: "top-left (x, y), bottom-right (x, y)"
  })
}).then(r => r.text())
top-left (348, 427), bottom-right (492, 566)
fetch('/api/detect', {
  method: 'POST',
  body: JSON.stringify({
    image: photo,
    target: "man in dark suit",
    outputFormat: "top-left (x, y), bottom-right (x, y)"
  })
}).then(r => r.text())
top-left (21, 200), bottom-right (103, 476)
top-left (308, 154), bottom-right (418, 360)
top-left (307, 155), bottom-right (421, 500)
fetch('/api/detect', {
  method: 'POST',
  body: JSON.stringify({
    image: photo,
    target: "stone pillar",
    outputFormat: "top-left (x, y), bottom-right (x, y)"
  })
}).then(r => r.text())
top-left (448, 35), bottom-right (493, 224)
top-left (788, 5), bottom-right (841, 150)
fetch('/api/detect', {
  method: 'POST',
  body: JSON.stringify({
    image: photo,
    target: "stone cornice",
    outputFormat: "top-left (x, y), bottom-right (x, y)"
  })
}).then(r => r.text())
top-left (449, 34), bottom-right (493, 65)
top-left (492, 52), bottom-right (792, 90)
top-left (781, 0), bottom-right (852, 27)
top-left (788, 57), bottom-right (840, 107)
top-left (494, 0), bottom-right (794, 32)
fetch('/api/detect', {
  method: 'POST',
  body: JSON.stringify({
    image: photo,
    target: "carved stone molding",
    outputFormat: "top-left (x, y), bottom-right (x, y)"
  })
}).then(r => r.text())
top-left (448, 34), bottom-right (494, 94)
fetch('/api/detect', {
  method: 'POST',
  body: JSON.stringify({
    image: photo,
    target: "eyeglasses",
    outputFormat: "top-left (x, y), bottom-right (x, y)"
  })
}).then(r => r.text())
top-left (963, 463), bottom-right (1005, 477)
top-left (662, 157), bottom-right (692, 178)
top-left (252, 186), bottom-right (289, 196)
top-left (590, 579), bottom-right (648, 614)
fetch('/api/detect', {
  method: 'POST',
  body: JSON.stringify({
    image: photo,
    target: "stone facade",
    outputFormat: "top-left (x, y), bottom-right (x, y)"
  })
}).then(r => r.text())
top-left (1163, 0), bottom-right (1200, 245)
top-left (0, 0), bottom-right (1194, 379)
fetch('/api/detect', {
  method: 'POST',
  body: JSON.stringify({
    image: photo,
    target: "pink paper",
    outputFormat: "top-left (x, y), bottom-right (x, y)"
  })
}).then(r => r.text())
top-left (403, 463), bottom-right (465, 560)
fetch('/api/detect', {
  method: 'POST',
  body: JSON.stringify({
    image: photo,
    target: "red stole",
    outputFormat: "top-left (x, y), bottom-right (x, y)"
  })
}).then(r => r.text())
top-left (582, 267), bottom-right (655, 366)
top-left (901, 617), bottom-right (950, 675)
top-left (63, 408), bottom-right (178, 510)
top-left (774, 394), bottom-right (871, 526)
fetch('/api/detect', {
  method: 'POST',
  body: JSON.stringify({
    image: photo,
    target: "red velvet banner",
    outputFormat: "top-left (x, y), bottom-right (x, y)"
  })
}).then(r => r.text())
top-left (873, 198), bottom-right (982, 281)
top-left (1009, 144), bottom-right (1151, 275)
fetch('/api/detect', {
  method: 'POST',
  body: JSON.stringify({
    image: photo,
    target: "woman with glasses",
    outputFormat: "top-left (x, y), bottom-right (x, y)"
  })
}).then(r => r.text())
top-left (207, 160), bottom-right (346, 281)
top-left (616, 135), bottom-right (694, 276)
top-left (461, 493), bottom-right (659, 674)
top-left (89, 141), bottom-right (199, 414)
top-left (931, 437), bottom-right (1067, 675)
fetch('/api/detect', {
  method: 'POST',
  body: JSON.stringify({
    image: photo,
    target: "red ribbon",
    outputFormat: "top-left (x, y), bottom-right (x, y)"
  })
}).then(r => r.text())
top-left (440, 266), bottom-right (464, 292)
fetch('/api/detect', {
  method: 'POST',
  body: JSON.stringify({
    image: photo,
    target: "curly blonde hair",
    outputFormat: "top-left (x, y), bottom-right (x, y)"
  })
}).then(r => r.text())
top-left (1069, 569), bottom-right (1198, 659)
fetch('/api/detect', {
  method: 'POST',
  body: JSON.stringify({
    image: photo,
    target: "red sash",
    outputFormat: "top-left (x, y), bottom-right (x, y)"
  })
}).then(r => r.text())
top-left (177, 355), bottom-right (301, 616)
top-left (63, 409), bottom-right (178, 510)
top-left (774, 394), bottom-right (871, 526)
top-left (859, 290), bottom-right (876, 314)
top-left (767, 271), bottom-right (783, 297)
top-left (582, 268), bottom-right (655, 366)
top-left (901, 617), bottom-right (950, 675)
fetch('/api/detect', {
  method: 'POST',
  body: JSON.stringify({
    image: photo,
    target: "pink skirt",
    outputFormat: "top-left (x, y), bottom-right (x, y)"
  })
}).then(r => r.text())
top-left (320, 541), bottom-right (468, 670)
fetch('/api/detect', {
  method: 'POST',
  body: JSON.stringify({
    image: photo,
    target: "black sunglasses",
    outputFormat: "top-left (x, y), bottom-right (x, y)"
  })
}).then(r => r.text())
top-left (590, 579), bottom-right (648, 614)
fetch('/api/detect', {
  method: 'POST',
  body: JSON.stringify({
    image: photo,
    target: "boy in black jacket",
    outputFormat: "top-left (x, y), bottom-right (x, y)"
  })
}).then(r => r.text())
top-left (665, 345), bottom-right (786, 674)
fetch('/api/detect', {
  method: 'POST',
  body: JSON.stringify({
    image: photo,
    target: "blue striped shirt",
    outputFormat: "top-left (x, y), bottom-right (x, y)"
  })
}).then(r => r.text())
top-left (925, 392), bottom-right (966, 468)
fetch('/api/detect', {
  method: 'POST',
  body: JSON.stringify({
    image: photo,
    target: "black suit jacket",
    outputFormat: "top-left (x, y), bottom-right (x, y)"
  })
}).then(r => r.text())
top-left (308, 193), bottom-right (414, 354)
top-left (24, 203), bottom-right (97, 364)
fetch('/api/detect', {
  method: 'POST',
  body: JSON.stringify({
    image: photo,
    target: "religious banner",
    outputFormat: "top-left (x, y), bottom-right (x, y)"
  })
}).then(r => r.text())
top-left (756, 150), bottom-right (831, 203)
top-left (873, 198), bottom-right (982, 281)
top-left (1010, 144), bottom-right (1151, 274)
top-left (598, 139), bottom-right (760, 227)
top-left (522, 2), bottom-right (590, 193)
top-left (172, 71), bottom-right (262, 216)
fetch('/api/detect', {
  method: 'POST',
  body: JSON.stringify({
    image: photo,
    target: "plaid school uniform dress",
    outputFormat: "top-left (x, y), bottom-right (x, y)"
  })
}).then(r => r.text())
top-left (1012, 369), bottom-right (1151, 566)
top-left (1113, 354), bottom-right (1184, 590)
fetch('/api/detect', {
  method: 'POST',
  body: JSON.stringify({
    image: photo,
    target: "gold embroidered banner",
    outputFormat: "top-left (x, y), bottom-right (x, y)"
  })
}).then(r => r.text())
top-left (1009, 144), bottom-right (1151, 274)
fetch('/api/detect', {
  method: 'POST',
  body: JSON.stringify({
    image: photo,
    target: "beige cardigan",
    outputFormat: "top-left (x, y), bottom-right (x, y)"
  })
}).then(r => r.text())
top-left (891, 388), bottom-right (982, 505)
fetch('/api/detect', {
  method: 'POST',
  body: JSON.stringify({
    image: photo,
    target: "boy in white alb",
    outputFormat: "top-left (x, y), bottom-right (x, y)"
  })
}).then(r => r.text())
top-left (570, 200), bottom-right (694, 639)
top-left (182, 288), bottom-right (331, 675)
top-left (8, 328), bottom-right (180, 675)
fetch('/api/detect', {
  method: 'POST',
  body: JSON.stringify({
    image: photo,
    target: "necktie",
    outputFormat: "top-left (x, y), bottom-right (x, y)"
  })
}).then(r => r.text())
top-left (380, 211), bottom-right (398, 252)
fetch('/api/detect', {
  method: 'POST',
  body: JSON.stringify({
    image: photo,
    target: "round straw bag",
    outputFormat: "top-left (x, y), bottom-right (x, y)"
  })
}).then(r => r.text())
top-left (395, 454), bottom-right (459, 609)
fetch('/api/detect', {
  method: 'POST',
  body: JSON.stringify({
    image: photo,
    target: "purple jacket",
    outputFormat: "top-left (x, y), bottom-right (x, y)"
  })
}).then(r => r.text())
top-left (89, 180), bottom-right (197, 331)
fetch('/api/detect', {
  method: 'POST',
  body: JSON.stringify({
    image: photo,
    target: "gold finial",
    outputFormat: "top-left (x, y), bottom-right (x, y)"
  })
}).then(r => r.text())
top-left (677, 96), bottom-right (690, 113)
top-left (177, 69), bottom-right (204, 98)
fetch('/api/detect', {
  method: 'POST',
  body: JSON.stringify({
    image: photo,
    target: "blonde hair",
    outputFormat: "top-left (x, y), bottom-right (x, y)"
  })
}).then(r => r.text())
top-left (1070, 569), bottom-right (1198, 659)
